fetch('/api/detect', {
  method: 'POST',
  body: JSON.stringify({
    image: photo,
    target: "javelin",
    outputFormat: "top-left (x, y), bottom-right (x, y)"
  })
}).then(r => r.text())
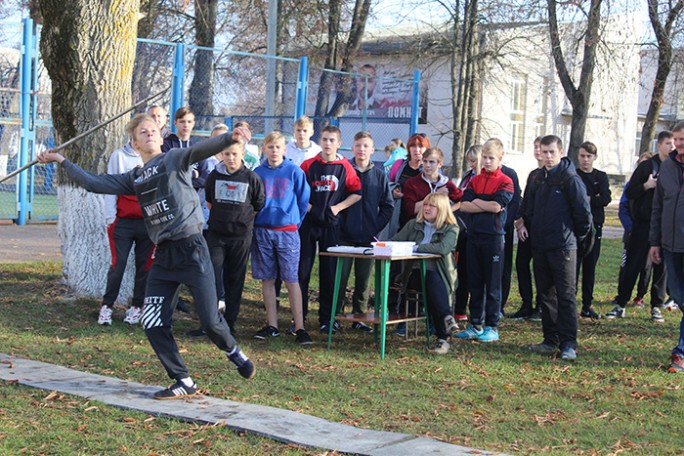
top-left (0, 85), bottom-right (171, 184)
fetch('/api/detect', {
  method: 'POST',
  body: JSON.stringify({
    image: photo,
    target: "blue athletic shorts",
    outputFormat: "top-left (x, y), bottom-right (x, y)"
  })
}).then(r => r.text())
top-left (251, 227), bottom-right (300, 282)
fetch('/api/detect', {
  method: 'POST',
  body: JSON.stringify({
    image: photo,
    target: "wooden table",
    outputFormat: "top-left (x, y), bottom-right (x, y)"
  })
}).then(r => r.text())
top-left (320, 250), bottom-right (440, 359)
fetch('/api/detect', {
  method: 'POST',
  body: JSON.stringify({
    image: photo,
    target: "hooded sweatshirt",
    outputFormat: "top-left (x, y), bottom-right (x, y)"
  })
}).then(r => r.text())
top-left (104, 143), bottom-right (143, 224)
top-left (254, 159), bottom-right (311, 230)
top-left (401, 173), bottom-right (462, 226)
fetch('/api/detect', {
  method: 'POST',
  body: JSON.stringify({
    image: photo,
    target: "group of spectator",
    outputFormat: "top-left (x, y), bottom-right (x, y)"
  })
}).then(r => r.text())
top-left (76, 105), bottom-right (684, 375)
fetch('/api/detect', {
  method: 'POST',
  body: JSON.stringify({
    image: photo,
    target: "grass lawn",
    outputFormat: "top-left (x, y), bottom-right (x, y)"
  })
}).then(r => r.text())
top-left (0, 235), bottom-right (683, 455)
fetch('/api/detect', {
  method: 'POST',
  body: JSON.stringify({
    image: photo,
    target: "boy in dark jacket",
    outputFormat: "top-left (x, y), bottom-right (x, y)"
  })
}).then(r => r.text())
top-left (609, 131), bottom-right (671, 321)
top-left (526, 135), bottom-right (592, 361)
top-left (455, 138), bottom-right (513, 343)
top-left (576, 141), bottom-right (611, 319)
top-left (650, 121), bottom-right (684, 373)
top-left (300, 125), bottom-right (362, 333)
top-left (337, 131), bottom-right (394, 327)
top-left (205, 140), bottom-right (265, 332)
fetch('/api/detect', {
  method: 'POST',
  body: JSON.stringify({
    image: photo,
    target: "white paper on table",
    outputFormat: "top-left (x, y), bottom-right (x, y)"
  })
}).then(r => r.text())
top-left (327, 246), bottom-right (372, 255)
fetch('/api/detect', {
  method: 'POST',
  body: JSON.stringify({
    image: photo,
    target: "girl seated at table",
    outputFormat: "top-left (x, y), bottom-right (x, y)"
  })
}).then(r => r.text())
top-left (392, 192), bottom-right (459, 354)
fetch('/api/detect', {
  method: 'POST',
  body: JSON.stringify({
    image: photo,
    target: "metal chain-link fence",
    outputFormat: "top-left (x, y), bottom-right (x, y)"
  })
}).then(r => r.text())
top-left (0, 21), bottom-right (421, 224)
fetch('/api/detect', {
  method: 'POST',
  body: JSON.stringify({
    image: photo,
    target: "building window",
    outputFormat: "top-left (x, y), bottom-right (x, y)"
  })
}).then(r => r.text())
top-left (533, 77), bottom-right (548, 140)
top-left (510, 75), bottom-right (527, 153)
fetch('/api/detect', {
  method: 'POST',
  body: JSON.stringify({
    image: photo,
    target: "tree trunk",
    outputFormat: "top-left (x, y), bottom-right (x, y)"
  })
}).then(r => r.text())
top-left (314, 0), bottom-right (341, 118)
top-left (327, 0), bottom-right (372, 117)
top-left (314, 0), bottom-right (373, 118)
top-left (639, 0), bottom-right (684, 154)
top-left (451, 0), bottom-right (480, 180)
top-left (547, 0), bottom-right (601, 164)
top-left (39, 0), bottom-right (139, 300)
top-left (189, 0), bottom-right (217, 129)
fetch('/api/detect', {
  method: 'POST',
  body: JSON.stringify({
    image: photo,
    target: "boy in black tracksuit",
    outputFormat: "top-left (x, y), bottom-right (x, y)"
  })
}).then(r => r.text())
top-left (205, 140), bottom-right (265, 332)
top-left (608, 132), bottom-right (670, 320)
top-left (576, 142), bottom-right (611, 319)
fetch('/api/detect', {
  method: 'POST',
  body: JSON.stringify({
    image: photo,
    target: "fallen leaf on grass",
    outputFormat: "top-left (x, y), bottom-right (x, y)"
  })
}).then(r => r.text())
top-left (43, 391), bottom-right (60, 401)
top-left (630, 390), bottom-right (664, 400)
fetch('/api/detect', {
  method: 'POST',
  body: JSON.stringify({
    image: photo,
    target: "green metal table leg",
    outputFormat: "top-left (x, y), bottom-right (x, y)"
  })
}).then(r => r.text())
top-left (421, 259), bottom-right (430, 348)
top-left (328, 257), bottom-right (344, 351)
top-left (373, 258), bottom-right (381, 342)
top-left (379, 259), bottom-right (391, 360)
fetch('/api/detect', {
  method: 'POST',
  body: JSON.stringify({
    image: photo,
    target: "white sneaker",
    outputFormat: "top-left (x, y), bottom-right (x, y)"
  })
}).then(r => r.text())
top-left (430, 338), bottom-right (450, 355)
top-left (98, 305), bottom-right (113, 325)
top-left (123, 306), bottom-right (143, 325)
top-left (665, 299), bottom-right (680, 311)
top-left (218, 299), bottom-right (226, 312)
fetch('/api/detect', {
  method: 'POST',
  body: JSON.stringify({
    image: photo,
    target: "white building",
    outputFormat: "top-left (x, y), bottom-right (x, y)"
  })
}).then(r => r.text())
top-left (356, 13), bottom-right (646, 184)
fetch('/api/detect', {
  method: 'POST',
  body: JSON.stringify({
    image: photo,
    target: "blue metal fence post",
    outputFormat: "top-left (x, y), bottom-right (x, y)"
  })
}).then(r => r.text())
top-left (17, 17), bottom-right (34, 225)
top-left (170, 43), bottom-right (186, 132)
top-left (295, 56), bottom-right (308, 120)
top-left (410, 70), bottom-right (421, 136)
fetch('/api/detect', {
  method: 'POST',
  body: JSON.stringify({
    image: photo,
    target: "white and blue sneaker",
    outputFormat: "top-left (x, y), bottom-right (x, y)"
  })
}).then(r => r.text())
top-left (455, 324), bottom-right (483, 340)
top-left (477, 326), bottom-right (499, 343)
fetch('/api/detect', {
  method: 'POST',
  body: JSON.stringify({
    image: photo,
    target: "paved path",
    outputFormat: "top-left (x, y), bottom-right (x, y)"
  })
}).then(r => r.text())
top-left (0, 353), bottom-right (503, 455)
top-left (0, 222), bottom-right (61, 263)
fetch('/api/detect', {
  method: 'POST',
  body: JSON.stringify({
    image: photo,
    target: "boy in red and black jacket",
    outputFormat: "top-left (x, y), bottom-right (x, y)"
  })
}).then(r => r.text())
top-left (299, 125), bottom-right (362, 333)
top-left (455, 138), bottom-right (514, 343)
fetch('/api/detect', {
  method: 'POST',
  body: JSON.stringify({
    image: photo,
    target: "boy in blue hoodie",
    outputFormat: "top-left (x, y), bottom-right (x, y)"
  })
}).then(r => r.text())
top-left (252, 131), bottom-right (313, 345)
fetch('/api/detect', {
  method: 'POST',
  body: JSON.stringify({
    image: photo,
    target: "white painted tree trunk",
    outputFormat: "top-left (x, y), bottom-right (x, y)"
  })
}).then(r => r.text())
top-left (40, 0), bottom-right (140, 302)
top-left (57, 184), bottom-right (136, 305)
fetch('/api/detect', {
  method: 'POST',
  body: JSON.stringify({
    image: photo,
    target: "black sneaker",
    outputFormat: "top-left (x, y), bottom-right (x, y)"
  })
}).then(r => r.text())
top-left (227, 347), bottom-right (255, 379)
top-left (254, 325), bottom-right (280, 340)
top-left (187, 327), bottom-right (206, 337)
top-left (510, 308), bottom-right (532, 321)
top-left (295, 329), bottom-right (313, 345)
top-left (529, 342), bottom-right (557, 355)
top-left (580, 307), bottom-right (601, 319)
top-left (320, 320), bottom-right (341, 334)
top-left (606, 306), bottom-right (626, 319)
top-left (285, 321), bottom-right (297, 335)
top-left (153, 380), bottom-right (197, 400)
top-left (528, 309), bottom-right (542, 322)
top-left (351, 321), bottom-right (373, 333)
